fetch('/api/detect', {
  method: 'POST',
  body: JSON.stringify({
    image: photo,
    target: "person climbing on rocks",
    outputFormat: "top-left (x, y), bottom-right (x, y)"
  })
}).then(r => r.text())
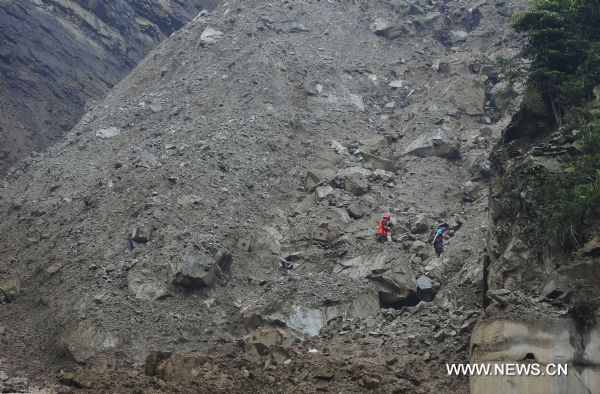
top-left (430, 222), bottom-right (448, 262)
top-left (376, 212), bottom-right (394, 242)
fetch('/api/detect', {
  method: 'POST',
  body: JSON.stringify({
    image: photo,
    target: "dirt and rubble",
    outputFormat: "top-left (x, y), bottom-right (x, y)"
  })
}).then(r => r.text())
top-left (0, 0), bottom-right (528, 392)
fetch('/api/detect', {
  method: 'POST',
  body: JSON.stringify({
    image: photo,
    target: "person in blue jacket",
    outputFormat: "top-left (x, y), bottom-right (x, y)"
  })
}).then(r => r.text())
top-left (431, 223), bottom-right (448, 263)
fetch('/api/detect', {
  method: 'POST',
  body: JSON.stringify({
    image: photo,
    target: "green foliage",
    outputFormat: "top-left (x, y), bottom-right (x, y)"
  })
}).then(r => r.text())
top-left (513, 0), bottom-right (600, 114)
top-left (523, 111), bottom-right (600, 249)
top-left (513, 0), bottom-right (600, 249)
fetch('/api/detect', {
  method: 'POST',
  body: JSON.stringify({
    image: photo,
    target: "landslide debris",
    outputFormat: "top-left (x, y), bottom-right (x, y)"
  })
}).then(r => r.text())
top-left (0, 0), bottom-right (525, 391)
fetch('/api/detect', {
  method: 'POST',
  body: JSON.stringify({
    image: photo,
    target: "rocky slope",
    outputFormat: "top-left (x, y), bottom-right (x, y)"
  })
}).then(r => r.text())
top-left (0, 0), bottom-right (216, 174)
top-left (0, 0), bottom-right (528, 392)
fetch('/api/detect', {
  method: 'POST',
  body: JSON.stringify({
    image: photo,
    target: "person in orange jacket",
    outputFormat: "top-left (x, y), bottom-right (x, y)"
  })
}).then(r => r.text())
top-left (376, 212), bottom-right (394, 242)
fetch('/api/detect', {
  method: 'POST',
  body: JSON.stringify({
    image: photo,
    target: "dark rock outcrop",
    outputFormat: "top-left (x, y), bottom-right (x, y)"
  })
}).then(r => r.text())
top-left (0, 0), bottom-right (215, 173)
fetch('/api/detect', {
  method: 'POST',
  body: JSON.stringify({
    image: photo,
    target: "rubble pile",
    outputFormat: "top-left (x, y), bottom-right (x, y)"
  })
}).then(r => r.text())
top-left (0, 0), bottom-right (531, 391)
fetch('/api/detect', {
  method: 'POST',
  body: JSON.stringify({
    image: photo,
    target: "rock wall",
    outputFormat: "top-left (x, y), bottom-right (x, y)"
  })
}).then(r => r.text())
top-left (471, 319), bottom-right (600, 394)
top-left (0, 0), bottom-right (216, 173)
top-left (479, 83), bottom-right (600, 391)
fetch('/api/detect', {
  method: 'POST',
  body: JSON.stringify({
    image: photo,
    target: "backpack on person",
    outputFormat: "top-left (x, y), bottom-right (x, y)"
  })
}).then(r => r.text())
top-left (428, 226), bottom-right (439, 243)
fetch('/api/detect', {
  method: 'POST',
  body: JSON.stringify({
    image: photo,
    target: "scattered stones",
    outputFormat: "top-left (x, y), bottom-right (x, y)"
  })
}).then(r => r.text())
top-left (95, 127), bottom-right (121, 139)
top-left (172, 254), bottom-right (217, 288)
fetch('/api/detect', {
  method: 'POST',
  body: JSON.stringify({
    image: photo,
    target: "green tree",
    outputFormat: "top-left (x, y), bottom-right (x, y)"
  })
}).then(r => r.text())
top-left (512, 0), bottom-right (600, 248)
top-left (513, 0), bottom-right (600, 123)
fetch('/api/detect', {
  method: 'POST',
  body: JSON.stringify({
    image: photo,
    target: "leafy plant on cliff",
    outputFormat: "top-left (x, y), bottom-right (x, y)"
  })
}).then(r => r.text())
top-left (513, 0), bottom-right (600, 248)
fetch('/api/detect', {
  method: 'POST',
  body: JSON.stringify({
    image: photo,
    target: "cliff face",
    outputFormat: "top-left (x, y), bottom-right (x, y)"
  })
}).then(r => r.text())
top-left (474, 88), bottom-right (600, 393)
top-left (0, 0), bottom-right (215, 173)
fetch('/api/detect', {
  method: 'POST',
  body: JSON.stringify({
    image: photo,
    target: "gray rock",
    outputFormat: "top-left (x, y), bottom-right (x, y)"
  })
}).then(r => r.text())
top-left (420, 12), bottom-right (446, 40)
top-left (3, 377), bottom-right (29, 393)
top-left (336, 251), bottom-right (416, 305)
top-left (411, 241), bottom-right (429, 259)
top-left (491, 81), bottom-right (518, 112)
top-left (403, 130), bottom-right (460, 159)
top-left (315, 185), bottom-right (334, 201)
top-left (305, 171), bottom-right (322, 191)
top-left (446, 30), bottom-right (468, 45)
top-left (172, 254), bottom-right (216, 288)
top-left (96, 127), bottom-right (121, 139)
top-left (131, 226), bottom-right (154, 243)
top-left (215, 250), bottom-right (233, 272)
top-left (347, 203), bottom-right (365, 219)
top-left (128, 267), bottom-right (169, 301)
top-left (200, 27), bottom-right (223, 44)
top-left (0, 279), bottom-right (20, 303)
top-left (149, 103), bottom-right (164, 113)
top-left (370, 18), bottom-right (408, 40)
top-left (417, 275), bottom-right (435, 302)
top-left (61, 322), bottom-right (122, 363)
top-left (410, 214), bottom-right (430, 234)
top-left (342, 173), bottom-right (370, 196)
top-left (361, 152), bottom-right (395, 171)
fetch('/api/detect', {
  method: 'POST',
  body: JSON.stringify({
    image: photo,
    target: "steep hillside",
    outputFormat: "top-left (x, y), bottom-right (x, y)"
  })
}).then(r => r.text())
top-left (0, 0), bottom-right (216, 173)
top-left (0, 0), bottom-right (525, 392)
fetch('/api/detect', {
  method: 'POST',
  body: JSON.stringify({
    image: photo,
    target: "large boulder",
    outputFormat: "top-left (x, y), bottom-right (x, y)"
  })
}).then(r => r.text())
top-left (61, 322), bottom-right (122, 363)
top-left (336, 252), bottom-right (416, 305)
top-left (241, 273), bottom-right (379, 338)
top-left (171, 254), bottom-right (217, 288)
top-left (403, 130), bottom-right (460, 159)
